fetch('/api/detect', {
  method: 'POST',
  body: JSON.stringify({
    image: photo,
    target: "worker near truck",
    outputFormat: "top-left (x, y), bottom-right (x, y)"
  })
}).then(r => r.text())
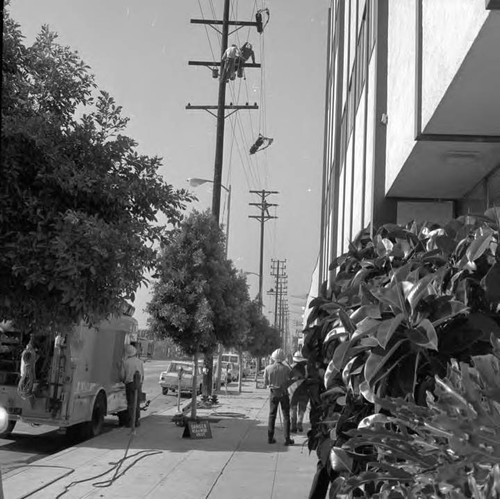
top-left (121, 344), bottom-right (144, 428)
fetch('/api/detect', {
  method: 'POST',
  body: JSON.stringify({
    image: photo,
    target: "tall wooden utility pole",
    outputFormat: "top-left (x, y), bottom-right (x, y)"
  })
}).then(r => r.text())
top-left (249, 190), bottom-right (278, 310)
top-left (187, 2), bottom-right (261, 397)
top-left (270, 258), bottom-right (287, 327)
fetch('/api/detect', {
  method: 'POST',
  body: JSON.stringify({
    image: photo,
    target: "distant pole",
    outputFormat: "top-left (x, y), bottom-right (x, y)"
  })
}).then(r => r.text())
top-left (249, 190), bottom-right (279, 311)
top-left (274, 260), bottom-right (280, 327)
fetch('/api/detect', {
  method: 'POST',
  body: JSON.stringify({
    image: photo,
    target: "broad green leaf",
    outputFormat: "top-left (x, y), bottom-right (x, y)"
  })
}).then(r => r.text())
top-left (358, 413), bottom-right (390, 428)
top-left (352, 317), bottom-right (381, 339)
top-left (331, 340), bottom-right (351, 372)
top-left (415, 319), bottom-right (438, 350)
top-left (319, 301), bottom-right (342, 313)
top-left (364, 340), bottom-right (405, 385)
top-left (391, 262), bottom-right (412, 283)
top-left (332, 342), bottom-right (370, 372)
top-left (339, 307), bottom-right (356, 334)
top-left (373, 285), bottom-right (402, 313)
top-left (481, 262), bottom-right (500, 303)
top-left (330, 446), bottom-right (353, 472)
top-left (406, 274), bottom-right (436, 315)
top-left (350, 304), bottom-right (381, 324)
top-left (377, 314), bottom-right (404, 348)
top-left (359, 380), bottom-right (375, 403)
top-left (466, 233), bottom-right (492, 262)
top-left (342, 355), bottom-right (364, 386)
top-left (359, 281), bottom-right (379, 305)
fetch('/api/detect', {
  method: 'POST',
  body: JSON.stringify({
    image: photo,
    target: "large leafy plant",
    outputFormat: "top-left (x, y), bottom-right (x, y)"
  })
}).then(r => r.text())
top-left (343, 340), bottom-right (500, 498)
top-left (304, 213), bottom-right (500, 497)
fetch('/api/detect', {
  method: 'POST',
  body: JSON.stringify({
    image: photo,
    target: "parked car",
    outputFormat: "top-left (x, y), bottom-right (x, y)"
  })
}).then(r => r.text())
top-left (159, 361), bottom-right (202, 396)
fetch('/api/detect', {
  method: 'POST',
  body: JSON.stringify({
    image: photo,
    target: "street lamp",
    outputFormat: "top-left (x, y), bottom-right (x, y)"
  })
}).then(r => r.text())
top-left (242, 271), bottom-right (259, 278)
top-left (187, 178), bottom-right (231, 255)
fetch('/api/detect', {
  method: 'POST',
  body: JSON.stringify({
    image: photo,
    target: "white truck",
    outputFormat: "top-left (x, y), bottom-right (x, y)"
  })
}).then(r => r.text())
top-left (0, 314), bottom-right (138, 440)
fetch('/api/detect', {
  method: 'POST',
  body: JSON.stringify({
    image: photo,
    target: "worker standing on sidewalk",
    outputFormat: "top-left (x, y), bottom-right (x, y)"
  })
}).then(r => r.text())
top-left (264, 348), bottom-right (294, 446)
top-left (288, 350), bottom-right (309, 434)
top-left (121, 344), bottom-right (144, 428)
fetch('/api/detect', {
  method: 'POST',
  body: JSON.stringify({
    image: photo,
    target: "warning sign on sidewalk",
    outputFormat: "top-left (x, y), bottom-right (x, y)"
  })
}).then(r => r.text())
top-left (182, 419), bottom-right (213, 439)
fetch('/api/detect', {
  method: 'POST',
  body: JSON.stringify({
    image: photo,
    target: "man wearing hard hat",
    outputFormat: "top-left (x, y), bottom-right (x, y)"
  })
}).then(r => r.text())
top-left (263, 348), bottom-right (294, 446)
top-left (121, 344), bottom-right (144, 428)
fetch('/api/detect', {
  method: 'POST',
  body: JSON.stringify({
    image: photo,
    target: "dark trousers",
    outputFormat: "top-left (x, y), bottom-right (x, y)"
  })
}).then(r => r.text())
top-left (125, 381), bottom-right (141, 427)
top-left (268, 390), bottom-right (291, 440)
top-left (291, 397), bottom-right (308, 430)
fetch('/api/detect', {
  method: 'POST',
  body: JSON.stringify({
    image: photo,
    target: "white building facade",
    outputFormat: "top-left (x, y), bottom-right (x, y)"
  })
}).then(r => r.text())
top-left (317, 0), bottom-right (500, 291)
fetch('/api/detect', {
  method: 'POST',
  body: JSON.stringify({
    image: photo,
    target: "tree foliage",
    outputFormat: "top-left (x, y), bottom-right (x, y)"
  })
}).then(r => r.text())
top-left (304, 213), bottom-right (500, 497)
top-left (1, 13), bottom-right (193, 331)
top-left (242, 300), bottom-right (281, 358)
top-left (147, 210), bottom-right (250, 357)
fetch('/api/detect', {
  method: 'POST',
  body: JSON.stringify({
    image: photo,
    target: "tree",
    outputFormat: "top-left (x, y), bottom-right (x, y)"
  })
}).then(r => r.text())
top-left (147, 210), bottom-right (250, 413)
top-left (243, 300), bottom-right (281, 359)
top-left (304, 215), bottom-right (500, 497)
top-left (1, 13), bottom-right (193, 331)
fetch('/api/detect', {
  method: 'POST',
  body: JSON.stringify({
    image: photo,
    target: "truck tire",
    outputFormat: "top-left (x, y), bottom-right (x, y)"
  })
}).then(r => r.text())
top-left (87, 393), bottom-right (106, 438)
top-left (162, 387), bottom-right (168, 395)
top-left (0, 420), bottom-right (16, 437)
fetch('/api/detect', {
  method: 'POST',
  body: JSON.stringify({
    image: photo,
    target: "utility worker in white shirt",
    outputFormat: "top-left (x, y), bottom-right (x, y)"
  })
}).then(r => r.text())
top-left (220, 44), bottom-right (241, 82)
top-left (264, 348), bottom-right (294, 446)
top-left (121, 344), bottom-right (144, 428)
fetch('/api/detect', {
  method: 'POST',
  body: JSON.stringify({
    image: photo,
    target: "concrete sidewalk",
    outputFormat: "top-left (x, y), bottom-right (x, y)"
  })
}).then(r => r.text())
top-left (2, 381), bottom-right (317, 498)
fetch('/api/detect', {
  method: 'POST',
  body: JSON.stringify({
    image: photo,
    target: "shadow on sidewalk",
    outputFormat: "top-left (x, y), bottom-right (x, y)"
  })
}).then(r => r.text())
top-left (78, 414), bottom-right (295, 454)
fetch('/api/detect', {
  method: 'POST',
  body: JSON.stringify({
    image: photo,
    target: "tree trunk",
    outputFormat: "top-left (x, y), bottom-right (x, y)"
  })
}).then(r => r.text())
top-left (237, 351), bottom-right (242, 393)
top-left (215, 344), bottom-right (223, 392)
top-left (191, 351), bottom-right (198, 419)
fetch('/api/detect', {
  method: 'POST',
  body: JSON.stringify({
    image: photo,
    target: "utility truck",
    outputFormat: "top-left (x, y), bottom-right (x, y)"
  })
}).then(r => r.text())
top-left (0, 314), bottom-right (138, 440)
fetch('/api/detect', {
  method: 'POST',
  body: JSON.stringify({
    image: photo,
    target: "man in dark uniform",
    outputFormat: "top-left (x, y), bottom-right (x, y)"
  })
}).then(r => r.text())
top-left (264, 348), bottom-right (294, 446)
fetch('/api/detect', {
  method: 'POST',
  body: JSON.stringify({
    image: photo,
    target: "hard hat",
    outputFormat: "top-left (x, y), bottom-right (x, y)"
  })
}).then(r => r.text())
top-left (125, 344), bottom-right (137, 357)
top-left (292, 351), bottom-right (307, 363)
top-left (271, 348), bottom-right (286, 362)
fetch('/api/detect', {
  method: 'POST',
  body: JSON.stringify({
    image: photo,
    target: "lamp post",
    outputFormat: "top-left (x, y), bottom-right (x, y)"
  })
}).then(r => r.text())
top-left (187, 178), bottom-right (231, 256)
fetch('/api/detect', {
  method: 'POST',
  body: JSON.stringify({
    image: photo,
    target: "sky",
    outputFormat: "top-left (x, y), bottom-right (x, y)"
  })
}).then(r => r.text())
top-left (8, 0), bottom-right (330, 331)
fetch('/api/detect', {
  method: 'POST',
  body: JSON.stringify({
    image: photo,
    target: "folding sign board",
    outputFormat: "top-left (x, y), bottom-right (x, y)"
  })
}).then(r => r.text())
top-left (182, 419), bottom-right (213, 439)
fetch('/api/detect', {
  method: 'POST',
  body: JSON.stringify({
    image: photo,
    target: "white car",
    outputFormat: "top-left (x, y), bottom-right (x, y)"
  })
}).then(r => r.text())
top-left (159, 361), bottom-right (202, 396)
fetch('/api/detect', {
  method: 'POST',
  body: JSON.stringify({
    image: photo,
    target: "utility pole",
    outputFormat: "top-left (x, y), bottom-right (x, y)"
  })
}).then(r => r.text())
top-left (249, 190), bottom-right (278, 310)
top-left (268, 263), bottom-right (288, 350)
top-left (270, 258), bottom-right (287, 328)
top-left (249, 190), bottom-right (278, 376)
top-left (188, 3), bottom-right (262, 397)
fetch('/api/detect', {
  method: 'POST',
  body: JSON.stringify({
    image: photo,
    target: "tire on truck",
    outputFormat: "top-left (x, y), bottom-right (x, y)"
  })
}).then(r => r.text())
top-left (66, 391), bottom-right (107, 441)
top-left (0, 420), bottom-right (16, 437)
